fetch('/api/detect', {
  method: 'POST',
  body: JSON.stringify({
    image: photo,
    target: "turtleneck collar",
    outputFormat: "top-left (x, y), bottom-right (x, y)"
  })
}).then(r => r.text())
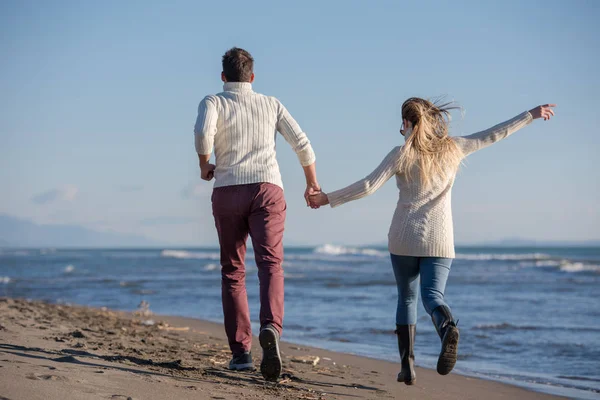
top-left (223, 82), bottom-right (253, 93)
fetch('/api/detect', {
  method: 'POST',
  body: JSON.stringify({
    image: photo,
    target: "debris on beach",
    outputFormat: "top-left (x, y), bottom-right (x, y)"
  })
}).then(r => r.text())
top-left (133, 300), bottom-right (152, 317)
top-left (157, 322), bottom-right (190, 331)
top-left (290, 355), bottom-right (320, 366)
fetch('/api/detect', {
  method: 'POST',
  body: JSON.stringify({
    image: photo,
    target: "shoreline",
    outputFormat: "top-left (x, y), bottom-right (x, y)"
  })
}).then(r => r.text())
top-left (0, 297), bottom-right (566, 400)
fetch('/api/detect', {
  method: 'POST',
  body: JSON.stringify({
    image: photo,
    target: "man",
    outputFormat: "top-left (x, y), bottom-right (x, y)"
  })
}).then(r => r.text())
top-left (194, 47), bottom-right (320, 381)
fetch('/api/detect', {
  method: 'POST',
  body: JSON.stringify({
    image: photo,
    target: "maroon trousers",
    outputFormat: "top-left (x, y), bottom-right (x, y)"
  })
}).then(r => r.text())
top-left (212, 183), bottom-right (286, 355)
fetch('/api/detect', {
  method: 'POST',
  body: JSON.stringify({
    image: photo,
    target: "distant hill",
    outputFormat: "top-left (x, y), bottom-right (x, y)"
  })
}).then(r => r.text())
top-left (0, 214), bottom-right (158, 248)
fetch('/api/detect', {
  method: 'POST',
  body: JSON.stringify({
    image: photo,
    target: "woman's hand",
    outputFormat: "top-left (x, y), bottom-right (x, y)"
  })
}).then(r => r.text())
top-left (309, 192), bottom-right (330, 208)
top-left (529, 104), bottom-right (557, 121)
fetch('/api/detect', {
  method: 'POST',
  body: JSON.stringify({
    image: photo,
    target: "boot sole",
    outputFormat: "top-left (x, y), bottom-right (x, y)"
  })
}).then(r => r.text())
top-left (437, 326), bottom-right (459, 375)
top-left (259, 327), bottom-right (282, 382)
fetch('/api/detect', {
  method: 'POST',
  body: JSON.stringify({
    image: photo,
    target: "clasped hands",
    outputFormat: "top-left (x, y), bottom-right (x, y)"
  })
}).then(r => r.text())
top-left (304, 185), bottom-right (329, 209)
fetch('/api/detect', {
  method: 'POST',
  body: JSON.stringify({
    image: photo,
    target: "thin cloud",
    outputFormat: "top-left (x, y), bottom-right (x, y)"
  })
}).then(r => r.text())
top-left (32, 185), bottom-right (78, 205)
top-left (181, 182), bottom-right (211, 199)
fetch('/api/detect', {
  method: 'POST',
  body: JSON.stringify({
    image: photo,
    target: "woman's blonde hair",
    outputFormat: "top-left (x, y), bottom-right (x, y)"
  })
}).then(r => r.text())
top-left (399, 97), bottom-right (464, 188)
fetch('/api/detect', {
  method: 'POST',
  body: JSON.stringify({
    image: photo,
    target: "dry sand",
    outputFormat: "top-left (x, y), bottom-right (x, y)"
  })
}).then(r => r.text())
top-left (0, 298), bottom-right (563, 400)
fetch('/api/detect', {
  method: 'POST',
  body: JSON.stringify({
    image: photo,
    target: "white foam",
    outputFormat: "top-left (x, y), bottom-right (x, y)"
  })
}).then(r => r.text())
top-left (456, 253), bottom-right (551, 261)
top-left (518, 260), bottom-right (562, 268)
top-left (64, 264), bottom-right (75, 273)
top-left (160, 250), bottom-right (220, 260)
top-left (559, 262), bottom-right (600, 273)
top-left (204, 263), bottom-right (218, 271)
top-left (313, 244), bottom-right (387, 257)
top-left (0, 276), bottom-right (11, 284)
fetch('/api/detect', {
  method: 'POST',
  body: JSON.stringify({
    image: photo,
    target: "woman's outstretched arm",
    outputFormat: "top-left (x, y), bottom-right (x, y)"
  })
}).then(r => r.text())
top-left (454, 104), bottom-right (556, 156)
top-left (310, 146), bottom-right (403, 208)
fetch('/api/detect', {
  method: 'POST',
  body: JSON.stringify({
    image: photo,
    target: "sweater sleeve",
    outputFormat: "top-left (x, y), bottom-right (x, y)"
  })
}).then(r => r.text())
top-left (275, 100), bottom-right (316, 167)
top-left (453, 111), bottom-right (533, 156)
top-left (194, 96), bottom-right (218, 155)
top-left (328, 146), bottom-right (402, 208)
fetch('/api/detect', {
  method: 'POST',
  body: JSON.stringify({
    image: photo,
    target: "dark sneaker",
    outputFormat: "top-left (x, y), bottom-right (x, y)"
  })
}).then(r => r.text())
top-left (259, 324), bottom-right (282, 381)
top-left (227, 351), bottom-right (254, 371)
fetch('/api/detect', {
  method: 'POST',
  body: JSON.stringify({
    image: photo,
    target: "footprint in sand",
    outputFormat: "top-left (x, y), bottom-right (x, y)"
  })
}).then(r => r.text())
top-left (26, 373), bottom-right (67, 381)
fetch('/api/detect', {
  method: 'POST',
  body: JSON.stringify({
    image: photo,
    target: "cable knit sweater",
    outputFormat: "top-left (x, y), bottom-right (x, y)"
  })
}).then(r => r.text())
top-left (194, 82), bottom-right (316, 189)
top-left (328, 111), bottom-right (533, 258)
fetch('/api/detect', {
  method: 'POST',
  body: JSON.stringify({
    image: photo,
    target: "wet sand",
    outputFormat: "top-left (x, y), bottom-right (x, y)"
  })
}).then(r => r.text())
top-left (0, 298), bottom-right (563, 399)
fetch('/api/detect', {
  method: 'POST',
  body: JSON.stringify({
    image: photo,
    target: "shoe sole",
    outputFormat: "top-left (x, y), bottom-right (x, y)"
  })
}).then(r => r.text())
top-left (227, 362), bottom-right (254, 371)
top-left (437, 326), bottom-right (459, 375)
top-left (259, 327), bottom-right (282, 382)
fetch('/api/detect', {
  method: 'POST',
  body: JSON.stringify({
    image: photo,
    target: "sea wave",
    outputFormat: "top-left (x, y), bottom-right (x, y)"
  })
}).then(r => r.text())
top-left (203, 263), bottom-right (218, 271)
top-left (0, 276), bottom-right (11, 284)
top-left (474, 323), bottom-right (600, 333)
top-left (457, 253), bottom-right (600, 274)
top-left (160, 250), bottom-right (220, 260)
top-left (559, 262), bottom-right (600, 273)
top-left (518, 259), bottom-right (600, 274)
top-left (313, 244), bottom-right (387, 257)
top-left (456, 253), bottom-right (552, 261)
top-left (474, 323), bottom-right (539, 331)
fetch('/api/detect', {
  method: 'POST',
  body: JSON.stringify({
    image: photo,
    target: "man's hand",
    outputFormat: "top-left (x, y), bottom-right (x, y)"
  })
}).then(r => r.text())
top-left (309, 192), bottom-right (329, 208)
top-left (201, 163), bottom-right (216, 181)
top-left (304, 184), bottom-right (321, 209)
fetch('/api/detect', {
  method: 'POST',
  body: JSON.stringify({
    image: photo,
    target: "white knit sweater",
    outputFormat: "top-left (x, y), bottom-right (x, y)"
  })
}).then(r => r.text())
top-left (194, 82), bottom-right (316, 189)
top-left (328, 111), bottom-right (534, 258)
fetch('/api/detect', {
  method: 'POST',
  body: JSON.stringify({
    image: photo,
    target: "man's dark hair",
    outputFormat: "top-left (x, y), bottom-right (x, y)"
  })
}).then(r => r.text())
top-left (222, 47), bottom-right (254, 82)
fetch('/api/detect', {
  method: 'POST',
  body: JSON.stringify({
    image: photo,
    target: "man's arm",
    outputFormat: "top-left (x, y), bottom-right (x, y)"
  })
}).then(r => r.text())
top-left (275, 100), bottom-right (320, 207)
top-left (198, 153), bottom-right (215, 181)
top-left (194, 96), bottom-right (218, 181)
top-left (303, 162), bottom-right (320, 208)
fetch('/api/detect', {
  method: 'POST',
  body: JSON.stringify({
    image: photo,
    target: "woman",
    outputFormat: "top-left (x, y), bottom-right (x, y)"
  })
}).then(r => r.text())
top-left (309, 98), bottom-right (556, 385)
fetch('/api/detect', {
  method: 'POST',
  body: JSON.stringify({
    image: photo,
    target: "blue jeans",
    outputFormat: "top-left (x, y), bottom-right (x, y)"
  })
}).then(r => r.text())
top-left (390, 254), bottom-right (453, 325)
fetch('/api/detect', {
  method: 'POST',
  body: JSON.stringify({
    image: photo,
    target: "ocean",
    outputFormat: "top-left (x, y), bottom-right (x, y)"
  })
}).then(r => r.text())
top-left (1, 245), bottom-right (599, 399)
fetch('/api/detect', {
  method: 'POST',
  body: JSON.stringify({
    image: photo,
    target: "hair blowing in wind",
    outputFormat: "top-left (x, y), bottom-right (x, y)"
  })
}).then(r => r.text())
top-left (399, 98), bottom-right (464, 188)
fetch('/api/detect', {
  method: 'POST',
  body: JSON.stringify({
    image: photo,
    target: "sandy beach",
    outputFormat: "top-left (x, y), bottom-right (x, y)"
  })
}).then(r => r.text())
top-left (0, 297), bottom-right (564, 400)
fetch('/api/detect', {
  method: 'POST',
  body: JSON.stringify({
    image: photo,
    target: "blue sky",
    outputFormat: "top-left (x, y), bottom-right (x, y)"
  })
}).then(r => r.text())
top-left (1, 0), bottom-right (599, 246)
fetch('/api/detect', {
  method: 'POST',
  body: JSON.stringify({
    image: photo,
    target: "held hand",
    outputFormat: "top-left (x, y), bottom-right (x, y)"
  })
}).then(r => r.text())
top-left (304, 184), bottom-right (321, 209)
top-left (529, 104), bottom-right (557, 121)
top-left (201, 163), bottom-right (216, 181)
top-left (309, 192), bottom-right (329, 208)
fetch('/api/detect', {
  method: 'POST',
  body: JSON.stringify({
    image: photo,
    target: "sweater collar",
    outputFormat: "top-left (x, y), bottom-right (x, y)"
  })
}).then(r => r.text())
top-left (223, 82), bottom-right (253, 93)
